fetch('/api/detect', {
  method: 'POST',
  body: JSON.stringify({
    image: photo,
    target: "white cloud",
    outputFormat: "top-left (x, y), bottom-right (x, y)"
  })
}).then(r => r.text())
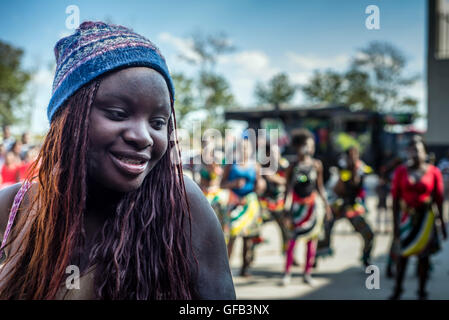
top-left (286, 52), bottom-right (350, 71)
top-left (219, 50), bottom-right (279, 80)
top-left (27, 68), bottom-right (53, 133)
top-left (217, 50), bottom-right (281, 106)
top-left (158, 32), bottom-right (202, 64)
top-left (32, 68), bottom-right (54, 86)
top-left (157, 32), bottom-right (353, 107)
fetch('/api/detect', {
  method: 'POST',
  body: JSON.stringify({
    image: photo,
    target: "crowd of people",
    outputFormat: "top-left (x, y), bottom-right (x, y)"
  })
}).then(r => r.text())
top-left (0, 126), bottom-right (40, 189)
top-left (3, 117), bottom-right (447, 301)
top-left (193, 129), bottom-right (447, 300)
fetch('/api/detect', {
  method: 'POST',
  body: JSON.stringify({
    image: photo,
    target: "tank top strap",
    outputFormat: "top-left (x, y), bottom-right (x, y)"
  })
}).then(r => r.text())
top-left (0, 180), bottom-right (33, 260)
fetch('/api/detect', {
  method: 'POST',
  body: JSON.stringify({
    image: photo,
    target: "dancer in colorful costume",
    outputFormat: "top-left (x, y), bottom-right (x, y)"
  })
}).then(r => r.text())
top-left (389, 135), bottom-right (446, 300)
top-left (282, 129), bottom-right (331, 285)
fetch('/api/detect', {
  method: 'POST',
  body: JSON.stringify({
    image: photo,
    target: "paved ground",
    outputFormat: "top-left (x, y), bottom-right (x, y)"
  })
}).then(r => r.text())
top-left (229, 198), bottom-right (449, 300)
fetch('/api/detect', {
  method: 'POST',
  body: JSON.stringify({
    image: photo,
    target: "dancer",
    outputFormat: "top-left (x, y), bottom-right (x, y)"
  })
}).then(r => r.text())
top-left (0, 21), bottom-right (235, 299)
top-left (258, 142), bottom-right (290, 253)
top-left (221, 134), bottom-right (263, 277)
top-left (389, 135), bottom-right (446, 300)
top-left (331, 146), bottom-right (375, 267)
top-left (282, 129), bottom-right (331, 286)
top-left (199, 147), bottom-right (230, 240)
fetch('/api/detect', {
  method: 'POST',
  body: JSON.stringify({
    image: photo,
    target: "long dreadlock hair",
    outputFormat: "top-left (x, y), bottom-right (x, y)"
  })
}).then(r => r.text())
top-left (0, 75), bottom-right (196, 299)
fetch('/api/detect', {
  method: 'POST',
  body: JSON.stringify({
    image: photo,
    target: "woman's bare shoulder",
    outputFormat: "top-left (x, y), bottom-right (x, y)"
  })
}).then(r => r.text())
top-left (0, 183), bottom-right (38, 236)
top-left (0, 183), bottom-right (23, 235)
top-left (182, 175), bottom-right (236, 299)
top-left (183, 174), bottom-right (219, 227)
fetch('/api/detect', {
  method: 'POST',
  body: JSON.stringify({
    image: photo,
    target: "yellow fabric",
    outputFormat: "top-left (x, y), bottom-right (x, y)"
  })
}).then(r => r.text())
top-left (401, 210), bottom-right (435, 257)
top-left (229, 194), bottom-right (261, 238)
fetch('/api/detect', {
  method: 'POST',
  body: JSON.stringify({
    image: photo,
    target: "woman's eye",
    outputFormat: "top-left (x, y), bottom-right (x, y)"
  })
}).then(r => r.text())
top-left (151, 119), bottom-right (167, 130)
top-left (105, 108), bottom-right (127, 120)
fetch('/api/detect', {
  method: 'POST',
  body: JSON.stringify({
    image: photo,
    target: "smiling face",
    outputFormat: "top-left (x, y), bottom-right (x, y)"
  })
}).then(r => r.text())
top-left (87, 67), bottom-right (172, 193)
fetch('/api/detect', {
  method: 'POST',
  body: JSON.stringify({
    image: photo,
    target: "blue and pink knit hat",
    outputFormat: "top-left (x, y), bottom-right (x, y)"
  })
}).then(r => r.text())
top-left (47, 21), bottom-right (175, 123)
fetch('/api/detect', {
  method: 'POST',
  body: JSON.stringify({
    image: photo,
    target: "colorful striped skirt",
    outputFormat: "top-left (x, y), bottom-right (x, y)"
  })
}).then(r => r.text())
top-left (289, 192), bottom-right (323, 241)
top-left (331, 197), bottom-right (367, 219)
top-left (399, 206), bottom-right (440, 257)
top-left (228, 191), bottom-right (262, 239)
top-left (204, 188), bottom-right (231, 230)
top-left (259, 196), bottom-right (285, 222)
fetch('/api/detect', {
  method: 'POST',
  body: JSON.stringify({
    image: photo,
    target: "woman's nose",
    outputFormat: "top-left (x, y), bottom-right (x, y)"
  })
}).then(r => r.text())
top-left (122, 120), bottom-right (154, 150)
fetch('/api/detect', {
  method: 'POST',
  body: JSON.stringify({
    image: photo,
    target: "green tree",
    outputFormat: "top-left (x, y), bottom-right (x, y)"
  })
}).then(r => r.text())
top-left (301, 41), bottom-right (419, 112)
top-left (178, 31), bottom-right (236, 132)
top-left (0, 40), bottom-right (32, 126)
top-left (350, 41), bottom-right (419, 112)
top-left (343, 68), bottom-right (377, 111)
top-left (172, 72), bottom-right (196, 128)
top-left (199, 72), bottom-right (234, 131)
top-left (180, 31), bottom-right (235, 72)
top-left (302, 70), bottom-right (345, 105)
top-left (254, 73), bottom-right (297, 110)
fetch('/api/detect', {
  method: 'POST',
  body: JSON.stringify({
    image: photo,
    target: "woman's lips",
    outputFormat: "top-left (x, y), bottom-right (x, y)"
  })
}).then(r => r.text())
top-left (109, 153), bottom-right (149, 175)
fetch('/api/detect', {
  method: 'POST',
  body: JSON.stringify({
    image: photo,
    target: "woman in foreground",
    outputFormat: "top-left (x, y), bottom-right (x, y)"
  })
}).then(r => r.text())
top-left (0, 21), bottom-right (235, 300)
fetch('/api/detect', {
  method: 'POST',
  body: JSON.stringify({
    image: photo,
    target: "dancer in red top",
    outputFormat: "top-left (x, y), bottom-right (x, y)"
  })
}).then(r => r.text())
top-left (389, 135), bottom-right (447, 300)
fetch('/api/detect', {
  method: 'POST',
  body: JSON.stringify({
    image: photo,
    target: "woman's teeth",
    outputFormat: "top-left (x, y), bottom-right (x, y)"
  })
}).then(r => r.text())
top-left (116, 156), bottom-right (145, 165)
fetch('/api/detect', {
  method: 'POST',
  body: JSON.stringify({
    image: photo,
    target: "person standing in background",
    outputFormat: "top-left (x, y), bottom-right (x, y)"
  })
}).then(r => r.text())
top-left (258, 142), bottom-right (289, 255)
top-left (9, 141), bottom-right (22, 165)
top-left (221, 134), bottom-right (264, 277)
top-left (331, 146), bottom-right (375, 267)
top-left (1, 126), bottom-right (15, 152)
top-left (19, 132), bottom-right (32, 161)
top-left (282, 129), bottom-right (332, 286)
top-left (0, 152), bottom-right (19, 188)
top-left (389, 135), bottom-right (447, 300)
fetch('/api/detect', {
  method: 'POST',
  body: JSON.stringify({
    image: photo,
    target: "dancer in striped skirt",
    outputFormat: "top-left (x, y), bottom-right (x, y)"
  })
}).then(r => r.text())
top-left (221, 135), bottom-right (264, 277)
top-left (389, 135), bottom-right (447, 300)
top-left (199, 161), bottom-right (231, 241)
top-left (329, 147), bottom-right (375, 267)
top-left (282, 129), bottom-right (332, 286)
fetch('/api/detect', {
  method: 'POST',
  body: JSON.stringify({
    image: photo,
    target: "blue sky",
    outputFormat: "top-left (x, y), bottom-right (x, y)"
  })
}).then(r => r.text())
top-left (0, 0), bottom-right (427, 133)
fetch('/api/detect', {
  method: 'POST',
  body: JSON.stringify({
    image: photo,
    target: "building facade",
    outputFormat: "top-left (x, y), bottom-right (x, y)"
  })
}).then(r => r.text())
top-left (427, 0), bottom-right (449, 157)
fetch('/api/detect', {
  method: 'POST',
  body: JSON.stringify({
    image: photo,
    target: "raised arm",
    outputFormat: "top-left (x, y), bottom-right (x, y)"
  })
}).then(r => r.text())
top-left (183, 175), bottom-right (236, 299)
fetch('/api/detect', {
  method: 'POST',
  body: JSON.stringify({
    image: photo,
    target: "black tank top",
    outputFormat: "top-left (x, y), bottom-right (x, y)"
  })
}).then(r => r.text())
top-left (292, 162), bottom-right (317, 198)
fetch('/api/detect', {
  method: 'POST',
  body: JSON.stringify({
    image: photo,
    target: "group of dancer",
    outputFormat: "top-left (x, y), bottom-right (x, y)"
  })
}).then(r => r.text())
top-left (198, 129), bottom-right (377, 286)
top-left (198, 129), bottom-right (447, 299)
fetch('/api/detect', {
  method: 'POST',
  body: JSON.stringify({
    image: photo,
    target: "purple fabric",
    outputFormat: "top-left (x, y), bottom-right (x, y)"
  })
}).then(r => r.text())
top-left (0, 181), bottom-right (32, 260)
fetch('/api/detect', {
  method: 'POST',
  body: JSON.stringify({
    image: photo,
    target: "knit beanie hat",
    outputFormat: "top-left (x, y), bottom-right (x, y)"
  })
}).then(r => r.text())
top-left (47, 21), bottom-right (174, 123)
